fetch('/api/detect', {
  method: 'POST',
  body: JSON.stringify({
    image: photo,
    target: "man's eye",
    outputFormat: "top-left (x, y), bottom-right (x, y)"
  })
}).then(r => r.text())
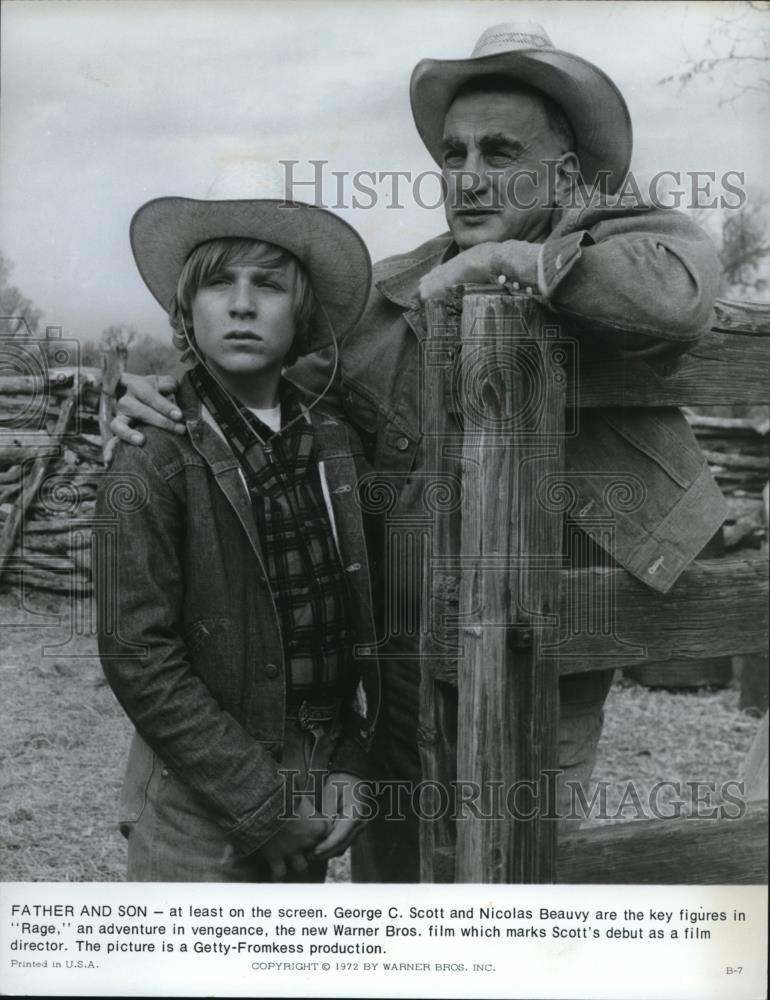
top-left (257, 279), bottom-right (284, 291)
top-left (443, 150), bottom-right (465, 168)
top-left (206, 275), bottom-right (231, 287)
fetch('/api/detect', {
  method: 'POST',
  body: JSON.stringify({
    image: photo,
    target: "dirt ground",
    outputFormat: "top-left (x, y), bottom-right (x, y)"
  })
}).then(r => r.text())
top-left (0, 588), bottom-right (762, 883)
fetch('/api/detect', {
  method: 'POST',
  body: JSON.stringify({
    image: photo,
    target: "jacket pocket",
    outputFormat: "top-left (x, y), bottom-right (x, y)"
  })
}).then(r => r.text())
top-left (183, 617), bottom-right (240, 708)
top-left (118, 731), bottom-right (155, 837)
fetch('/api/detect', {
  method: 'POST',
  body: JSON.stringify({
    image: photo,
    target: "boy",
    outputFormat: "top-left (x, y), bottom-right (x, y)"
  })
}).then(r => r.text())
top-left (97, 196), bottom-right (379, 882)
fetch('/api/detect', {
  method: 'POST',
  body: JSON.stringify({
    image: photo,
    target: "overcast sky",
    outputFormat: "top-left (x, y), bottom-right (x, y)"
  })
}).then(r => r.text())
top-left (1, 0), bottom-right (768, 343)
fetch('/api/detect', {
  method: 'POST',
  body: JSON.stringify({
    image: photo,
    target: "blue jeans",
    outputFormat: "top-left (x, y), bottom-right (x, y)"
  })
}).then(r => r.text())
top-left (121, 705), bottom-right (340, 882)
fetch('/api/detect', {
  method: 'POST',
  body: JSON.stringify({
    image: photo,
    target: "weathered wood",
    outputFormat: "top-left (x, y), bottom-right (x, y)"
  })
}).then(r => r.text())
top-left (9, 533), bottom-right (92, 555)
top-left (454, 292), bottom-right (563, 883)
top-left (0, 514), bottom-right (87, 534)
top-left (556, 804), bottom-right (768, 884)
top-left (0, 435), bottom-right (101, 468)
top-left (738, 654), bottom-right (770, 715)
top-left (0, 368), bottom-right (102, 394)
top-left (547, 554), bottom-right (768, 676)
top-left (418, 296), bottom-right (463, 882)
top-left (99, 346), bottom-right (127, 449)
top-left (568, 297), bottom-right (770, 408)
top-left (1, 566), bottom-right (91, 593)
top-left (429, 554), bottom-right (768, 682)
top-left (739, 715), bottom-right (769, 802)
top-left (569, 327), bottom-right (770, 407)
top-left (0, 466), bottom-right (20, 484)
top-left (446, 292), bottom-right (770, 408)
top-left (685, 412), bottom-right (770, 434)
top-left (0, 392), bottom-right (80, 582)
top-left (702, 449), bottom-right (769, 471)
top-left (726, 496), bottom-right (765, 520)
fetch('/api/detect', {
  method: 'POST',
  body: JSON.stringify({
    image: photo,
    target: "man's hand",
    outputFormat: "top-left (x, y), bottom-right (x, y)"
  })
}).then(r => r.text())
top-left (110, 373), bottom-right (185, 446)
top-left (417, 240), bottom-right (539, 302)
top-left (310, 772), bottom-right (371, 862)
top-left (260, 794), bottom-right (331, 881)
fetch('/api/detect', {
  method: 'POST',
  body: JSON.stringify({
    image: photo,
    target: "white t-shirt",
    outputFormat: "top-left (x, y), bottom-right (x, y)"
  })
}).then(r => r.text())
top-left (247, 404), bottom-right (281, 433)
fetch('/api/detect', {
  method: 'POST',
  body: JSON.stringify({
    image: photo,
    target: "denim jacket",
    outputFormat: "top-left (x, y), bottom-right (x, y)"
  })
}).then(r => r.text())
top-left (290, 202), bottom-right (726, 594)
top-left (97, 375), bottom-right (380, 856)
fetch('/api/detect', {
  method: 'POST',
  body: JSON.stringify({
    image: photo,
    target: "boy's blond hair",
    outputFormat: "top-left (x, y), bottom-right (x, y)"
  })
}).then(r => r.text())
top-left (168, 237), bottom-right (316, 365)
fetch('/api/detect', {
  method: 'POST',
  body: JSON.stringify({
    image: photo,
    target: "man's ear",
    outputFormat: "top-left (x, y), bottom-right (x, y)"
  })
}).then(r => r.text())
top-left (553, 151), bottom-right (581, 207)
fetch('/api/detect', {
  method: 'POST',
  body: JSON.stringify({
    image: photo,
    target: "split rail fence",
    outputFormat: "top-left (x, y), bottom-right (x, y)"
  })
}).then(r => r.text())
top-left (0, 305), bottom-right (767, 885)
top-left (418, 289), bottom-right (769, 884)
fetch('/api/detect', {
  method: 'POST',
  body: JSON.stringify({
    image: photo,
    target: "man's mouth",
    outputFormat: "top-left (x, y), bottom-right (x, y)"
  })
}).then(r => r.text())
top-left (453, 207), bottom-right (499, 221)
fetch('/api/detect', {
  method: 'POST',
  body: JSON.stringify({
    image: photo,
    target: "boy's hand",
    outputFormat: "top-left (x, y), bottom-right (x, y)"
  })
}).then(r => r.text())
top-left (110, 373), bottom-right (185, 445)
top-left (260, 793), bottom-right (331, 881)
top-left (310, 772), bottom-right (371, 861)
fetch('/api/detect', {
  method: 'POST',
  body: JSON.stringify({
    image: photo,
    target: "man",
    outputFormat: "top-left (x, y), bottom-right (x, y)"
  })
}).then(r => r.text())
top-left (112, 23), bottom-right (725, 882)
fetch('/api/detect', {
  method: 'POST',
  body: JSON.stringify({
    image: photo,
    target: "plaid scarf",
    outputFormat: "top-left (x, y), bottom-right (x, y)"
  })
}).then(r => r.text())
top-left (189, 364), bottom-right (350, 702)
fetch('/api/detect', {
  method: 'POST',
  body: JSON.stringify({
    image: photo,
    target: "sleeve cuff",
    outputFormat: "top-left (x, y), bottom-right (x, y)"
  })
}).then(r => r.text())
top-left (537, 229), bottom-right (595, 300)
top-left (329, 736), bottom-right (373, 782)
top-left (229, 782), bottom-right (286, 857)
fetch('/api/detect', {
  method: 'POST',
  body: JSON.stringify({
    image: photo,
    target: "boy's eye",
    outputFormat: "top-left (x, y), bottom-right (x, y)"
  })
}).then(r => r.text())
top-left (205, 274), bottom-right (231, 288)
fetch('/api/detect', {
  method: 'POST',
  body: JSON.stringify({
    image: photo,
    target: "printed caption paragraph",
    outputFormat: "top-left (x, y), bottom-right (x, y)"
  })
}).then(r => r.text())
top-left (1, 883), bottom-right (767, 998)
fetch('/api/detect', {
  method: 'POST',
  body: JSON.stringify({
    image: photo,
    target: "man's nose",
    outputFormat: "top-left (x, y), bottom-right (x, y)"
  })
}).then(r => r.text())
top-left (456, 151), bottom-right (491, 198)
top-left (228, 278), bottom-right (257, 317)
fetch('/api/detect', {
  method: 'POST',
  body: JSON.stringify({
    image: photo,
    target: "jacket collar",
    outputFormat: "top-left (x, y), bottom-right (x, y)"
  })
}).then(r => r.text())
top-left (374, 232), bottom-right (454, 309)
top-left (178, 370), bottom-right (348, 462)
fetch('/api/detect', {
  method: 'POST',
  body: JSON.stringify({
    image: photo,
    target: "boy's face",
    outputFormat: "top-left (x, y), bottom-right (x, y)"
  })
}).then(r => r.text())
top-left (190, 263), bottom-right (297, 382)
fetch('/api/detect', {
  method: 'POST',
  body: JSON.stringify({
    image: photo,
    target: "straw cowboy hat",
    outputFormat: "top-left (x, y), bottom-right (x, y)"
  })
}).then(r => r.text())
top-left (410, 21), bottom-right (632, 194)
top-left (130, 161), bottom-right (371, 356)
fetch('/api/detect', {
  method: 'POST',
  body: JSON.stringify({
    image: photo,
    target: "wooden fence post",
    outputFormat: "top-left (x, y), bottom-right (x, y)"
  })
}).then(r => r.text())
top-left (98, 341), bottom-right (128, 456)
top-left (418, 294), bottom-right (463, 882)
top-left (453, 290), bottom-right (565, 883)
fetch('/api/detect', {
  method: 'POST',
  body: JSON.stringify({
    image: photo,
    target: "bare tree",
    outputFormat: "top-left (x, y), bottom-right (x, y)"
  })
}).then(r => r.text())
top-left (659, 1), bottom-right (770, 106)
top-left (719, 191), bottom-right (770, 296)
top-left (0, 252), bottom-right (43, 336)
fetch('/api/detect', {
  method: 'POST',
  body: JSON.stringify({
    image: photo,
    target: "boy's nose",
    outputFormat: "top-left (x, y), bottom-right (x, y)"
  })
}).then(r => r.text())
top-left (228, 280), bottom-right (257, 317)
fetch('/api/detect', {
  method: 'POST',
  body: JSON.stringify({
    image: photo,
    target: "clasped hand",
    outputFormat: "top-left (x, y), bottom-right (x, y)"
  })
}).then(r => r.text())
top-left (259, 772), bottom-right (370, 881)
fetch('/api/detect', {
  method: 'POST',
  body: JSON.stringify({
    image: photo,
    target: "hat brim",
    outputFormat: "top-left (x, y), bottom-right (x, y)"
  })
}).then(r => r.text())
top-left (130, 198), bottom-right (372, 355)
top-left (410, 48), bottom-right (632, 194)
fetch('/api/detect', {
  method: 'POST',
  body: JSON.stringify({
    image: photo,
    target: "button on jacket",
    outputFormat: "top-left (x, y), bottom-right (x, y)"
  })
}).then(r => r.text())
top-left (96, 375), bottom-right (380, 857)
top-left (289, 201), bottom-right (727, 595)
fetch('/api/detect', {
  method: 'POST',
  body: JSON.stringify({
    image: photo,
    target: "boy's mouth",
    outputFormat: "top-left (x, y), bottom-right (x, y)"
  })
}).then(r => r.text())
top-left (225, 330), bottom-right (262, 342)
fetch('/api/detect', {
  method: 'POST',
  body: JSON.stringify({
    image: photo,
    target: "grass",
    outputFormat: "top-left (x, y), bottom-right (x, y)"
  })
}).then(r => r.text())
top-left (0, 589), bottom-right (762, 882)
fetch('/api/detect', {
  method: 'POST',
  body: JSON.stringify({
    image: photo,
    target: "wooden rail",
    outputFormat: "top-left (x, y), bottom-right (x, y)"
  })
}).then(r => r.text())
top-left (419, 287), bottom-right (769, 884)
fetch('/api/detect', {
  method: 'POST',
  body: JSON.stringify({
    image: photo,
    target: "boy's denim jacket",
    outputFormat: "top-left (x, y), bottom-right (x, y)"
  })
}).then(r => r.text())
top-left (291, 201), bottom-right (728, 595)
top-left (96, 375), bottom-right (380, 857)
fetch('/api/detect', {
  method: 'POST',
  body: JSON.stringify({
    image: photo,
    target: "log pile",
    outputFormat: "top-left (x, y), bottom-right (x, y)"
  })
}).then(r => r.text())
top-left (684, 410), bottom-right (770, 551)
top-left (0, 365), bottom-right (110, 594)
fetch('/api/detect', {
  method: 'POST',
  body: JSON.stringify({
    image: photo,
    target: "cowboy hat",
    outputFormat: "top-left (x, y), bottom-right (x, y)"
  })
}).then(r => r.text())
top-left (410, 21), bottom-right (632, 194)
top-left (130, 195), bottom-right (371, 356)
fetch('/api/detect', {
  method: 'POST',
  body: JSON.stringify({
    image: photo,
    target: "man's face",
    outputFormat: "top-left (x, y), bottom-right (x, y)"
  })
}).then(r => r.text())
top-left (190, 263), bottom-right (297, 383)
top-left (441, 89), bottom-right (566, 249)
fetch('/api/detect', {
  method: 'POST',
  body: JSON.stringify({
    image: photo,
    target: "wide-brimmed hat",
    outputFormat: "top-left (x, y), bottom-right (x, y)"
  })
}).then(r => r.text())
top-left (130, 196), bottom-right (371, 355)
top-left (410, 21), bottom-right (632, 194)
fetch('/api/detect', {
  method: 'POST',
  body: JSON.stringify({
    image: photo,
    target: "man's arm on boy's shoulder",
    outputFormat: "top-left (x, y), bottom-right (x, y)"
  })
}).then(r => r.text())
top-left (110, 346), bottom-right (345, 443)
top-left (96, 438), bottom-right (285, 858)
top-left (110, 373), bottom-right (186, 445)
